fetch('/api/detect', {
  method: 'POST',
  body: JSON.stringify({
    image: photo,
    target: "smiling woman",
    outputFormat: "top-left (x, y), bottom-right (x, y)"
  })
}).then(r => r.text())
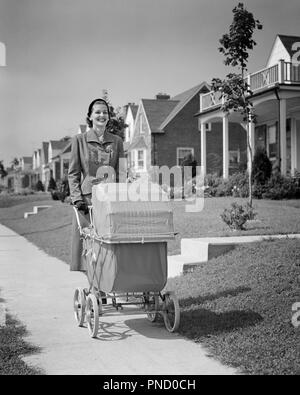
top-left (68, 98), bottom-right (125, 272)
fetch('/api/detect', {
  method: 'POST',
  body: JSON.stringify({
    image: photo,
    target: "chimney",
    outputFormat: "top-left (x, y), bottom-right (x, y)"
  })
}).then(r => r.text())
top-left (155, 93), bottom-right (170, 100)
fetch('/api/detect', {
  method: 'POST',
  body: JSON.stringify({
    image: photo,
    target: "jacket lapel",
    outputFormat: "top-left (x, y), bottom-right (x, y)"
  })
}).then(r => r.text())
top-left (86, 128), bottom-right (114, 145)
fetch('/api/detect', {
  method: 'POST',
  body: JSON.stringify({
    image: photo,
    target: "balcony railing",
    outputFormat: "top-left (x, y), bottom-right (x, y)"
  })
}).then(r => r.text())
top-left (200, 60), bottom-right (300, 113)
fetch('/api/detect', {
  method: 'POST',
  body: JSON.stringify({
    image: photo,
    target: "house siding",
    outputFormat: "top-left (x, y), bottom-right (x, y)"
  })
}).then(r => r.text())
top-left (267, 36), bottom-right (291, 67)
top-left (297, 120), bottom-right (300, 170)
top-left (205, 122), bottom-right (247, 176)
top-left (154, 94), bottom-right (201, 168)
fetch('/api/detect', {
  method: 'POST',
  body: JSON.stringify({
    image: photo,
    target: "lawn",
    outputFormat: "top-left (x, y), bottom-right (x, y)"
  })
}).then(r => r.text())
top-left (0, 291), bottom-right (42, 375)
top-left (0, 196), bottom-right (299, 260)
top-left (166, 239), bottom-right (300, 375)
top-left (0, 192), bottom-right (51, 208)
top-left (0, 194), bottom-right (299, 375)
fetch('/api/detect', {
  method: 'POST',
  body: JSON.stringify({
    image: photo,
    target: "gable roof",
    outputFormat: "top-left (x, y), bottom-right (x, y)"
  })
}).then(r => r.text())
top-left (128, 135), bottom-right (148, 151)
top-left (129, 104), bottom-right (138, 120)
top-left (141, 99), bottom-right (179, 134)
top-left (22, 156), bottom-right (33, 164)
top-left (42, 142), bottom-right (49, 163)
top-left (50, 140), bottom-right (69, 151)
top-left (278, 35), bottom-right (300, 57)
top-left (160, 82), bottom-right (209, 130)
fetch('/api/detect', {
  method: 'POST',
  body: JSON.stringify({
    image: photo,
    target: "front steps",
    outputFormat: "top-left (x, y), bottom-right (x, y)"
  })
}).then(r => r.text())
top-left (24, 205), bottom-right (52, 218)
top-left (167, 234), bottom-right (300, 278)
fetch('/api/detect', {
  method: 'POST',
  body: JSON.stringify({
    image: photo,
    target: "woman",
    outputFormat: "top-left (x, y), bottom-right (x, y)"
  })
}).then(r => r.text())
top-left (68, 98), bottom-right (125, 271)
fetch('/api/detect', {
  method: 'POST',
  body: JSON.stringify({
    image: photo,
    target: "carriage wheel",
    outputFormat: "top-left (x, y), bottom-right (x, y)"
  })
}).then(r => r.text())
top-left (73, 287), bottom-right (86, 327)
top-left (162, 292), bottom-right (180, 333)
top-left (86, 294), bottom-right (99, 338)
top-left (146, 294), bottom-right (159, 322)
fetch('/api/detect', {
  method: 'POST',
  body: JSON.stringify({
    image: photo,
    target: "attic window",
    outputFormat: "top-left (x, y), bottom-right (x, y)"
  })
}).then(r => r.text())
top-left (205, 123), bottom-right (212, 132)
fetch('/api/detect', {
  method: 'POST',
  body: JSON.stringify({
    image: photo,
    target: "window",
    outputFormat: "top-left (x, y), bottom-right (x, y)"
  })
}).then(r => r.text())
top-left (205, 123), bottom-right (212, 132)
top-left (268, 124), bottom-right (277, 161)
top-left (177, 148), bottom-right (194, 166)
top-left (137, 149), bottom-right (145, 170)
top-left (139, 114), bottom-right (145, 135)
top-left (229, 150), bottom-right (240, 168)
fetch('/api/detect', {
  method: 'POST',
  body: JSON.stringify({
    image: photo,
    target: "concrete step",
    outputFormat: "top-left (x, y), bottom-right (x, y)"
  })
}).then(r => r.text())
top-left (167, 254), bottom-right (204, 278)
top-left (169, 234), bottom-right (300, 278)
top-left (181, 238), bottom-right (235, 262)
top-left (24, 205), bottom-right (52, 219)
top-left (181, 234), bottom-right (300, 261)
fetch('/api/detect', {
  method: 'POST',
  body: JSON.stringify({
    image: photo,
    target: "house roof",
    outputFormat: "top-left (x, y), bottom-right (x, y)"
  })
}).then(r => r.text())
top-left (128, 135), bottom-right (148, 151)
top-left (50, 140), bottom-right (69, 151)
top-left (278, 35), bottom-right (300, 57)
top-left (22, 156), bottom-right (33, 164)
top-left (61, 141), bottom-right (72, 155)
top-left (129, 104), bottom-right (138, 120)
top-left (42, 142), bottom-right (49, 163)
top-left (159, 82), bottom-right (209, 130)
top-left (141, 99), bottom-right (179, 134)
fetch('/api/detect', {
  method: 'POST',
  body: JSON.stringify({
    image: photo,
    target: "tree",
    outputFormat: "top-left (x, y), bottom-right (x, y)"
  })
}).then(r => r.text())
top-left (11, 157), bottom-right (20, 169)
top-left (101, 89), bottom-right (128, 141)
top-left (211, 2), bottom-right (262, 207)
top-left (0, 160), bottom-right (7, 178)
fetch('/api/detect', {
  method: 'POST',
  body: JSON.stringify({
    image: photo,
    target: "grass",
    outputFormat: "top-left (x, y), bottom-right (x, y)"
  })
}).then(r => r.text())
top-left (0, 196), bottom-right (299, 260)
top-left (166, 239), bottom-right (300, 375)
top-left (0, 194), bottom-right (299, 375)
top-left (169, 197), bottom-right (300, 254)
top-left (0, 291), bottom-right (42, 375)
top-left (0, 192), bottom-right (51, 208)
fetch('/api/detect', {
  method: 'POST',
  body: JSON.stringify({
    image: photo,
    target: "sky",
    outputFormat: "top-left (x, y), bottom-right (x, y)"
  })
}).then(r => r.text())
top-left (0, 0), bottom-right (299, 166)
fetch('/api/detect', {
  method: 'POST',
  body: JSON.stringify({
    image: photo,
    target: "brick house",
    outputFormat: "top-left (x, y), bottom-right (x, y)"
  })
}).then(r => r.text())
top-left (127, 83), bottom-right (247, 178)
top-left (196, 34), bottom-right (300, 178)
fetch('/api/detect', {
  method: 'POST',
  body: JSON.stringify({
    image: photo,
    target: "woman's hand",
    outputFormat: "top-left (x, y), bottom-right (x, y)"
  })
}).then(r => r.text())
top-left (75, 200), bottom-right (89, 214)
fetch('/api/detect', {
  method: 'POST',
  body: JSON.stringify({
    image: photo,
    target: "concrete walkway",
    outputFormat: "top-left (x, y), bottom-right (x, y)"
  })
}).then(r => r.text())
top-left (0, 224), bottom-right (237, 375)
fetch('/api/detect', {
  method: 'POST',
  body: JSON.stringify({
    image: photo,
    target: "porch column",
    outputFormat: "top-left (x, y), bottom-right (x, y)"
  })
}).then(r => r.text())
top-left (222, 115), bottom-right (229, 179)
top-left (247, 121), bottom-right (255, 174)
top-left (279, 98), bottom-right (287, 176)
top-left (200, 122), bottom-right (207, 176)
top-left (291, 118), bottom-right (298, 176)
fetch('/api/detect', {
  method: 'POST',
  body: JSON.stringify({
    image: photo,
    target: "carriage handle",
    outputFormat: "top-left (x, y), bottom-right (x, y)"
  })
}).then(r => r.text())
top-left (72, 205), bottom-right (93, 236)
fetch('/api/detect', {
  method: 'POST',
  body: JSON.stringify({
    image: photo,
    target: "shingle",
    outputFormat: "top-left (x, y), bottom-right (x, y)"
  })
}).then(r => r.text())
top-left (141, 99), bottom-right (179, 134)
top-left (278, 35), bottom-right (300, 58)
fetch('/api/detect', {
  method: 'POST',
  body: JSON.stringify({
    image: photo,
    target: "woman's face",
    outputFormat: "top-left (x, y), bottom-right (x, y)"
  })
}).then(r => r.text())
top-left (90, 102), bottom-right (109, 129)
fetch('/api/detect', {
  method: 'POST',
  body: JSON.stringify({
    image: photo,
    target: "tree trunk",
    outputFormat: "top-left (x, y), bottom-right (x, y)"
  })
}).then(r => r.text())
top-left (247, 123), bottom-right (253, 207)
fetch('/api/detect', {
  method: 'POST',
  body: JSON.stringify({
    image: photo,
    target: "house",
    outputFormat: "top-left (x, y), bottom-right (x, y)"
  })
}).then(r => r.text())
top-left (32, 142), bottom-right (49, 188)
top-left (196, 34), bottom-right (300, 178)
top-left (46, 138), bottom-right (70, 184)
top-left (126, 84), bottom-right (247, 181)
top-left (46, 125), bottom-right (87, 184)
top-left (6, 156), bottom-right (34, 192)
top-left (124, 103), bottom-right (138, 144)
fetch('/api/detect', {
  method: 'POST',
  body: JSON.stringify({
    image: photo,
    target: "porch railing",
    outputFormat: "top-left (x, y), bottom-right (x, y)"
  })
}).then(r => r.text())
top-left (200, 60), bottom-right (300, 113)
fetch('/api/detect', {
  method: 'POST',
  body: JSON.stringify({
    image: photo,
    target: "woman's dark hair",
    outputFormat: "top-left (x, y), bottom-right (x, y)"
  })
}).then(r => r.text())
top-left (86, 98), bottom-right (111, 128)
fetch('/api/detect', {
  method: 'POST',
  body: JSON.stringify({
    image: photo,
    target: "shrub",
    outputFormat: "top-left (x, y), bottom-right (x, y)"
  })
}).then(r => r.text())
top-left (226, 172), bottom-right (249, 198)
top-left (35, 180), bottom-right (45, 192)
top-left (221, 202), bottom-right (256, 230)
top-left (204, 174), bottom-right (226, 197)
top-left (262, 175), bottom-right (300, 200)
top-left (252, 147), bottom-right (272, 185)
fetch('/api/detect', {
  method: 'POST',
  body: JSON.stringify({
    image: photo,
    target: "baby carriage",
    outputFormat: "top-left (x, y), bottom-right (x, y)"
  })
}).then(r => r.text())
top-left (73, 182), bottom-right (180, 338)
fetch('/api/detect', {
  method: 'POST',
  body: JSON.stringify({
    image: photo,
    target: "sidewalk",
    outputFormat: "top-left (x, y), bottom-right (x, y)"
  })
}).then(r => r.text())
top-left (0, 224), bottom-right (237, 375)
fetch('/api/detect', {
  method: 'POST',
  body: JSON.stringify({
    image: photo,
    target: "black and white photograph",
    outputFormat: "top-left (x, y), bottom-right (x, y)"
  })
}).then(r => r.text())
top-left (0, 0), bottom-right (299, 378)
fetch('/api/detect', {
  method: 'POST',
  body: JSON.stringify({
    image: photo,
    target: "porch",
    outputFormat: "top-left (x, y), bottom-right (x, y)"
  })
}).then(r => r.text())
top-left (197, 60), bottom-right (300, 178)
